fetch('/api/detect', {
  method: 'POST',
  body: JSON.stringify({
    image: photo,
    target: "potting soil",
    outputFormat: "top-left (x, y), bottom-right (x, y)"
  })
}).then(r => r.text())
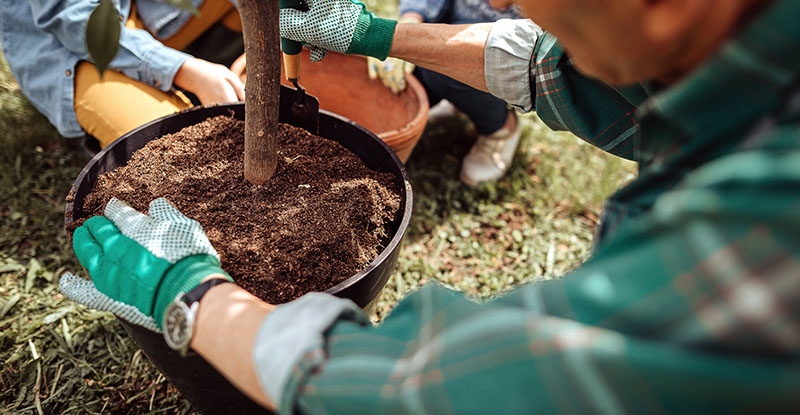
top-left (74, 115), bottom-right (401, 304)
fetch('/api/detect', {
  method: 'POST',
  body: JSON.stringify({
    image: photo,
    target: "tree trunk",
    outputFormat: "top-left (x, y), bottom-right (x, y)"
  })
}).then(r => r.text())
top-left (239, 0), bottom-right (280, 185)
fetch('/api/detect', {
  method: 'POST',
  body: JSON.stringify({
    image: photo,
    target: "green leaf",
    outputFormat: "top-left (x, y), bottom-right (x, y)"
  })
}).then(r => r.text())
top-left (25, 258), bottom-right (41, 293)
top-left (43, 306), bottom-right (75, 324)
top-left (160, 0), bottom-right (201, 16)
top-left (0, 262), bottom-right (25, 274)
top-left (86, 0), bottom-right (121, 77)
top-left (0, 294), bottom-right (21, 319)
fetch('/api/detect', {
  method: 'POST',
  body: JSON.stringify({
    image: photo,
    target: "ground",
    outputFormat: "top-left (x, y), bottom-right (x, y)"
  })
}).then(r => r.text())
top-left (0, 4), bottom-right (636, 413)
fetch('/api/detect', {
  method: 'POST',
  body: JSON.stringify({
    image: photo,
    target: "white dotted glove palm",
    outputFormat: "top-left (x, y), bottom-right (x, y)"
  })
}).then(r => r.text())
top-left (60, 272), bottom-right (162, 332)
top-left (367, 56), bottom-right (415, 94)
top-left (280, 0), bottom-right (397, 62)
top-left (59, 198), bottom-right (231, 332)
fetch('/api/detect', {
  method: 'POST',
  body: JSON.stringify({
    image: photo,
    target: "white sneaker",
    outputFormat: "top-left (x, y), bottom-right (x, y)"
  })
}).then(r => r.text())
top-left (427, 100), bottom-right (458, 124)
top-left (459, 112), bottom-right (523, 187)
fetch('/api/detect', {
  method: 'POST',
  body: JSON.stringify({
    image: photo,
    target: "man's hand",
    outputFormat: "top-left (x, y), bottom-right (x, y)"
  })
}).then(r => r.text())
top-left (279, 0), bottom-right (397, 61)
top-left (62, 198), bottom-right (231, 330)
top-left (367, 56), bottom-right (415, 94)
top-left (174, 57), bottom-right (245, 105)
top-left (63, 199), bottom-right (274, 409)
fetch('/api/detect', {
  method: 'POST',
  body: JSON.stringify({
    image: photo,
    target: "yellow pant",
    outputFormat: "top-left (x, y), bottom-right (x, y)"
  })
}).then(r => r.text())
top-left (74, 0), bottom-right (241, 148)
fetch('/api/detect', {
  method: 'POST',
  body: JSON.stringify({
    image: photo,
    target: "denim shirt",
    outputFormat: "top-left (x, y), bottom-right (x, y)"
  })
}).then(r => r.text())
top-left (399, 0), bottom-right (520, 24)
top-left (0, 0), bottom-right (205, 138)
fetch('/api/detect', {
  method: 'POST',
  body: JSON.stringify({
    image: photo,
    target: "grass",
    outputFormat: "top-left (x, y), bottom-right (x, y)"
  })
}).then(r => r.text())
top-left (0, 9), bottom-right (636, 414)
top-left (1, 47), bottom-right (193, 415)
top-left (372, 106), bottom-right (637, 320)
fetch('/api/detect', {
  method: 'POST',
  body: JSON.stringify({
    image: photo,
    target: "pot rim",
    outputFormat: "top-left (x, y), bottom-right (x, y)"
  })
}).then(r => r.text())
top-left (386, 65), bottom-right (430, 141)
top-left (320, 110), bottom-right (414, 295)
top-left (283, 52), bottom-right (430, 143)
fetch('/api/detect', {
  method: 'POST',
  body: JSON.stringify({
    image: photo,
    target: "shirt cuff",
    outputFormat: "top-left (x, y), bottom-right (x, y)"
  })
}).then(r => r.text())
top-left (139, 45), bottom-right (191, 92)
top-left (484, 19), bottom-right (542, 113)
top-left (251, 293), bottom-right (368, 413)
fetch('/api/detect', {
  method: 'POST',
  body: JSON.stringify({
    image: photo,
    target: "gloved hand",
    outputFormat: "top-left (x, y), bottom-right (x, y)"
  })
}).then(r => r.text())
top-left (367, 56), bottom-right (415, 94)
top-left (59, 198), bottom-right (231, 331)
top-left (279, 0), bottom-right (397, 62)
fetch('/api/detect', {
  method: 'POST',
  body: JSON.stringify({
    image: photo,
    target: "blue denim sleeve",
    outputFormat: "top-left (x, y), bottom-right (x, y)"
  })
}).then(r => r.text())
top-left (28, 0), bottom-right (190, 91)
top-left (398, 0), bottom-right (451, 23)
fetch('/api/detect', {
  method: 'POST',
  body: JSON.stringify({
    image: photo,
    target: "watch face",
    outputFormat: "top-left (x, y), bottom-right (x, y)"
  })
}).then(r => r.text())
top-left (163, 300), bottom-right (193, 352)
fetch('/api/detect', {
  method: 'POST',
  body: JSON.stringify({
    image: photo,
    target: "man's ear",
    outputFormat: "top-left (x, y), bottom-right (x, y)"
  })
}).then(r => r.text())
top-left (640, 0), bottom-right (709, 43)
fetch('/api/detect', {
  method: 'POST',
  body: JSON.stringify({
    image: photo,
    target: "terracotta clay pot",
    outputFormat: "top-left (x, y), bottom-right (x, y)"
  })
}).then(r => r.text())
top-left (233, 51), bottom-right (430, 162)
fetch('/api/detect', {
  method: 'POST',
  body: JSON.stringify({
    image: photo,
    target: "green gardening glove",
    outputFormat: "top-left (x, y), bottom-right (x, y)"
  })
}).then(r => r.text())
top-left (279, 0), bottom-right (397, 62)
top-left (67, 198), bottom-right (231, 330)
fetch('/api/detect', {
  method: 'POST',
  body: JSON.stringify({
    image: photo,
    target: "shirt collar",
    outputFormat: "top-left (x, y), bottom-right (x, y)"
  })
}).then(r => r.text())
top-left (637, 0), bottom-right (800, 161)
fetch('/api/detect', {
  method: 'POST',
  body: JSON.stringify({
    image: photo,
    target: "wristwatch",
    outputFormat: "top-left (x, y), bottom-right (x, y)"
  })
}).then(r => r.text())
top-left (163, 278), bottom-right (231, 356)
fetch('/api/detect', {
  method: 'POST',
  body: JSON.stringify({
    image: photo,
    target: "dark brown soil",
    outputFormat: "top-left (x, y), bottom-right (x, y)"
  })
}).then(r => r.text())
top-left (75, 115), bottom-right (401, 304)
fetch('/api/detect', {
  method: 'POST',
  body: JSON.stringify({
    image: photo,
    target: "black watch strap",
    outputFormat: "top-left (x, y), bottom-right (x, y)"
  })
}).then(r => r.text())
top-left (182, 278), bottom-right (231, 305)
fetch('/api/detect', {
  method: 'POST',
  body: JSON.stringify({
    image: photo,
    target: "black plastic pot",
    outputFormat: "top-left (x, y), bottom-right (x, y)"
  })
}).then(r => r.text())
top-left (65, 86), bottom-right (413, 414)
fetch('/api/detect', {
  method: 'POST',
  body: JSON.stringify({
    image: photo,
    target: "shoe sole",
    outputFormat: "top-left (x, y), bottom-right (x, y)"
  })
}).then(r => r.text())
top-left (459, 171), bottom-right (480, 187)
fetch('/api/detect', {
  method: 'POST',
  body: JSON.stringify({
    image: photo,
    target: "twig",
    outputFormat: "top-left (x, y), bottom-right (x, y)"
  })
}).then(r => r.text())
top-left (33, 362), bottom-right (43, 415)
top-left (50, 363), bottom-right (63, 397)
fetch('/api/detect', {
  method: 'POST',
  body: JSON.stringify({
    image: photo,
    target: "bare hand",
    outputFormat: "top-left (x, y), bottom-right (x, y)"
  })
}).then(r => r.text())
top-left (173, 58), bottom-right (246, 105)
top-left (230, 54), bottom-right (247, 83)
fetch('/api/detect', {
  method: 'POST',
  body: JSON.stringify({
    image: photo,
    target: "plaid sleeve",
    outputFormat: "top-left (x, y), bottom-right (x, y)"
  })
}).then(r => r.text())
top-left (530, 34), bottom-right (645, 161)
top-left (484, 24), bottom-right (644, 161)
top-left (279, 147), bottom-right (800, 414)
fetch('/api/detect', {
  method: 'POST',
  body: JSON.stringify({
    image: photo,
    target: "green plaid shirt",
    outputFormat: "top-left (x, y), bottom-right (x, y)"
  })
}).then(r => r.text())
top-left (254, 1), bottom-right (800, 413)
